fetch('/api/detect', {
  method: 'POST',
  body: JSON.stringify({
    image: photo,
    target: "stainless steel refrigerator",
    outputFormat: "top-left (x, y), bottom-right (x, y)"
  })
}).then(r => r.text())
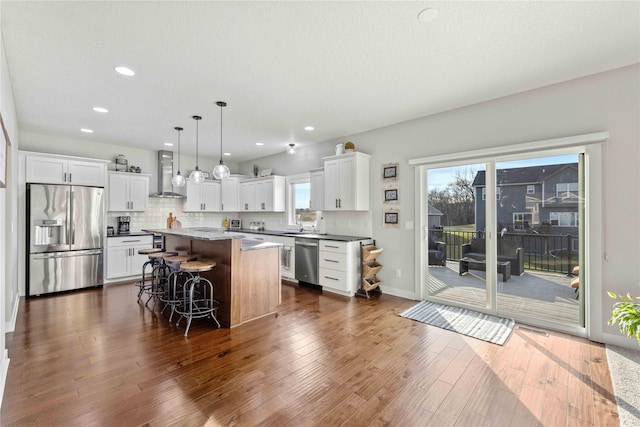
top-left (26, 183), bottom-right (104, 297)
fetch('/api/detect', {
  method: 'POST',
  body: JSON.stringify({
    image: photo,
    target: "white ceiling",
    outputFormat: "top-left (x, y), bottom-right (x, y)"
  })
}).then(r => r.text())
top-left (2, 1), bottom-right (639, 162)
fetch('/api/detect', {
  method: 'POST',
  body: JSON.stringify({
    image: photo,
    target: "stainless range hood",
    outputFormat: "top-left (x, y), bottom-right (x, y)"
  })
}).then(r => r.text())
top-left (149, 150), bottom-right (186, 198)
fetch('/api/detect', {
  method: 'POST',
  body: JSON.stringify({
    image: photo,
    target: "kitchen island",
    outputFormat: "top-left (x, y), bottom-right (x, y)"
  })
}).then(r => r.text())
top-left (146, 228), bottom-right (281, 328)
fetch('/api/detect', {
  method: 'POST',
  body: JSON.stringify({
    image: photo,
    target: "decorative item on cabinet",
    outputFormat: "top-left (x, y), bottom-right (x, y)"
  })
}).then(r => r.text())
top-left (253, 164), bottom-right (259, 178)
top-left (357, 242), bottom-right (383, 299)
top-left (115, 154), bottom-right (128, 172)
top-left (344, 141), bottom-right (355, 152)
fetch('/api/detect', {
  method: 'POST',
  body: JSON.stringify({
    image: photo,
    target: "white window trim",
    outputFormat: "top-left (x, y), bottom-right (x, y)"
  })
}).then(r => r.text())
top-left (286, 173), bottom-right (313, 227)
top-left (527, 185), bottom-right (535, 194)
top-left (413, 131), bottom-right (607, 340)
top-left (513, 212), bottom-right (533, 230)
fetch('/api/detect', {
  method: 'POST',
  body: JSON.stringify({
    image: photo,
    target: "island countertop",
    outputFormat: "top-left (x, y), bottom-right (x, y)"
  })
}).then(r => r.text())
top-left (143, 227), bottom-right (243, 241)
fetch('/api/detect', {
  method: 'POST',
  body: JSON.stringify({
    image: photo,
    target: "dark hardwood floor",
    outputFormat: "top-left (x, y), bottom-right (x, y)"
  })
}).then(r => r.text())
top-left (2, 282), bottom-right (619, 426)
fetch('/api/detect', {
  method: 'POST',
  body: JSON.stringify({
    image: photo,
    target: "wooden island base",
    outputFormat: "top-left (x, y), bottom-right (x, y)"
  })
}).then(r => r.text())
top-left (165, 235), bottom-right (281, 328)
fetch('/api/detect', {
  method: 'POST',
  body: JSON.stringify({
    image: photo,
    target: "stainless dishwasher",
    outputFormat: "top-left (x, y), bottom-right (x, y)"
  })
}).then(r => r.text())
top-left (295, 238), bottom-right (319, 285)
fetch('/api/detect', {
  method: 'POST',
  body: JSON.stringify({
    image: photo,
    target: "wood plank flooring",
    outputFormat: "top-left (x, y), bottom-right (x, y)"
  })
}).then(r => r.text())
top-left (1, 282), bottom-right (619, 426)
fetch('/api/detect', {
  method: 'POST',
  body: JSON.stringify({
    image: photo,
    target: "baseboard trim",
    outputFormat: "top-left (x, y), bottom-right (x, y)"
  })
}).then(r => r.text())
top-left (378, 286), bottom-right (417, 301)
top-left (0, 350), bottom-right (10, 409)
top-left (600, 331), bottom-right (640, 350)
top-left (4, 295), bottom-right (20, 333)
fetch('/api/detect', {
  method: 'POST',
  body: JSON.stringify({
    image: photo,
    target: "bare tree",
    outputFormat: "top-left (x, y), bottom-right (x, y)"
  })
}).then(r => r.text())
top-left (428, 167), bottom-right (477, 227)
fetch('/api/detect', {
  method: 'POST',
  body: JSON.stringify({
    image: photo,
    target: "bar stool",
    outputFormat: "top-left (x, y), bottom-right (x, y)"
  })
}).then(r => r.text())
top-left (175, 260), bottom-right (221, 336)
top-left (136, 248), bottom-right (163, 301)
top-left (161, 254), bottom-right (197, 321)
top-left (145, 251), bottom-right (178, 309)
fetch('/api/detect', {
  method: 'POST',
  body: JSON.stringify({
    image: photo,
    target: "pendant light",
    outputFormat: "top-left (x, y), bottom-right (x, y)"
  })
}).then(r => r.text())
top-left (286, 143), bottom-right (296, 155)
top-left (171, 126), bottom-right (186, 187)
top-left (188, 115), bottom-right (205, 184)
top-left (212, 101), bottom-right (231, 180)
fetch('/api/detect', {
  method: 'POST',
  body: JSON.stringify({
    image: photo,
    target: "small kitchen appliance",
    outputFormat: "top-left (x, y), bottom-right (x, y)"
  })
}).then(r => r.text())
top-left (229, 219), bottom-right (241, 230)
top-left (117, 216), bottom-right (130, 234)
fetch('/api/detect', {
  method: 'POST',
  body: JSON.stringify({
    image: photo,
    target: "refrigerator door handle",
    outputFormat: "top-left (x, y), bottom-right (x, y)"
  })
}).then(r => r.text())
top-left (69, 191), bottom-right (76, 245)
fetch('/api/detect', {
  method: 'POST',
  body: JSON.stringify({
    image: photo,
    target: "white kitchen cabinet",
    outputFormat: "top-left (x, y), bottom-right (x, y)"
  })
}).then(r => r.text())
top-left (323, 152), bottom-right (370, 211)
top-left (240, 176), bottom-right (285, 212)
top-left (220, 176), bottom-right (241, 212)
top-left (184, 180), bottom-right (221, 212)
top-left (107, 172), bottom-right (149, 212)
top-left (318, 240), bottom-right (364, 297)
top-left (106, 235), bottom-right (153, 280)
top-left (26, 154), bottom-right (106, 186)
top-left (310, 169), bottom-right (324, 211)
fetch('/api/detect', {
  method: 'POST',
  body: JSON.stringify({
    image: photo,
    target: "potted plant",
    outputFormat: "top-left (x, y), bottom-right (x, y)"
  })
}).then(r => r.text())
top-left (608, 292), bottom-right (640, 346)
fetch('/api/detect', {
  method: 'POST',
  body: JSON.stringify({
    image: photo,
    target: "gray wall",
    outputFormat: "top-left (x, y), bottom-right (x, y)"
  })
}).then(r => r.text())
top-left (241, 64), bottom-right (640, 347)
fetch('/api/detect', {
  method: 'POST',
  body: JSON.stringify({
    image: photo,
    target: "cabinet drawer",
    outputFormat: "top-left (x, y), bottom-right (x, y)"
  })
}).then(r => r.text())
top-left (107, 236), bottom-right (152, 248)
top-left (319, 240), bottom-right (347, 253)
top-left (319, 267), bottom-right (347, 290)
top-left (319, 252), bottom-right (347, 271)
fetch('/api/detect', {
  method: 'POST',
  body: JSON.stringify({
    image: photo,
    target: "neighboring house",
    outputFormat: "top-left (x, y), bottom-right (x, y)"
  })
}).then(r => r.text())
top-left (473, 163), bottom-right (579, 241)
top-left (427, 204), bottom-right (443, 230)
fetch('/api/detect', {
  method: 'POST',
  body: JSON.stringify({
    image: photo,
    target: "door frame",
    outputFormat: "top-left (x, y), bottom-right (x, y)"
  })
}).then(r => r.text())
top-left (411, 132), bottom-right (607, 338)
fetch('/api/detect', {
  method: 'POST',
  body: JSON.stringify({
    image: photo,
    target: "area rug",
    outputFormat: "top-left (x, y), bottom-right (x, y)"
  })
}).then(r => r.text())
top-left (605, 344), bottom-right (640, 427)
top-left (399, 301), bottom-right (515, 345)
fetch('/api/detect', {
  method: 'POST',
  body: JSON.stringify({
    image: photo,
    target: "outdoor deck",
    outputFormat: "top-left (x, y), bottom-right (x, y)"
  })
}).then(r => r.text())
top-left (427, 261), bottom-right (580, 325)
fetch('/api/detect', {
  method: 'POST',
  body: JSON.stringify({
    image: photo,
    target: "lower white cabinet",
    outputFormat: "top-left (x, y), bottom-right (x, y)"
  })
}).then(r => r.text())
top-left (318, 240), bottom-right (363, 297)
top-left (106, 235), bottom-right (153, 280)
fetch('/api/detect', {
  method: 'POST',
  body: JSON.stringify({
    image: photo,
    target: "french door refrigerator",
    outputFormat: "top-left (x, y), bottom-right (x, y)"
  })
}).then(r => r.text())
top-left (26, 183), bottom-right (104, 297)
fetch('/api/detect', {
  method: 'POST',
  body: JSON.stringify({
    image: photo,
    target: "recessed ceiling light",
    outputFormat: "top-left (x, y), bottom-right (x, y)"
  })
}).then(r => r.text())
top-left (304, 126), bottom-right (314, 131)
top-left (164, 143), bottom-right (173, 147)
top-left (114, 66), bottom-right (135, 76)
top-left (81, 128), bottom-right (94, 133)
top-left (93, 107), bottom-right (108, 113)
top-left (418, 8), bottom-right (438, 22)
top-left (256, 142), bottom-right (264, 146)
top-left (223, 152), bottom-right (231, 156)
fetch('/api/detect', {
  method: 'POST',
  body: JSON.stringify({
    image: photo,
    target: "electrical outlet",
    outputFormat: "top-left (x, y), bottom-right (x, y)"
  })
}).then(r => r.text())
top-left (396, 268), bottom-right (402, 278)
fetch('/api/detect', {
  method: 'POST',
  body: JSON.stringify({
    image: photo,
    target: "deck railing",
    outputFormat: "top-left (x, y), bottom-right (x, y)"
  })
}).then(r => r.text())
top-left (430, 228), bottom-right (577, 275)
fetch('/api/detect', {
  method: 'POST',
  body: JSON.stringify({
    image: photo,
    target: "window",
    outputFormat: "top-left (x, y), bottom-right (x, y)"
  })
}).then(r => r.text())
top-left (482, 187), bottom-right (501, 200)
top-left (527, 185), bottom-right (535, 194)
top-left (550, 212), bottom-right (578, 227)
top-left (513, 213), bottom-right (533, 230)
top-left (287, 174), bottom-right (317, 227)
top-left (556, 182), bottom-right (578, 199)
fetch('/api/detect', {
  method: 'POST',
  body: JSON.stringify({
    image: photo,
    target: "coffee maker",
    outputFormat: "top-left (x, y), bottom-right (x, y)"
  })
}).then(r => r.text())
top-left (117, 216), bottom-right (130, 234)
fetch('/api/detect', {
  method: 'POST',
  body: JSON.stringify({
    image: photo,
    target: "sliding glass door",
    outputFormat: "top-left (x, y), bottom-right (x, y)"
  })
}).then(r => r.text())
top-left (423, 151), bottom-right (585, 330)
top-left (426, 163), bottom-right (488, 311)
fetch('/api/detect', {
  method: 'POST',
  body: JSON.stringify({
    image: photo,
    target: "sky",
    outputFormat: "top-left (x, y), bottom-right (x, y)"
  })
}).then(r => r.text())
top-left (427, 154), bottom-right (579, 191)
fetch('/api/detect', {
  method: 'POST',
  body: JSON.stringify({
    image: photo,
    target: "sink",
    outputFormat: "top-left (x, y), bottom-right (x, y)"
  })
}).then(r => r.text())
top-left (285, 233), bottom-right (326, 238)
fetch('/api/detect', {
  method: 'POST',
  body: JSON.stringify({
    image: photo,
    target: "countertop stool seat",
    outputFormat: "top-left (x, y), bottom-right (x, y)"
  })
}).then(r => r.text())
top-left (144, 251), bottom-right (178, 309)
top-left (161, 254), bottom-right (197, 321)
top-left (175, 260), bottom-right (221, 336)
top-left (136, 248), bottom-right (164, 302)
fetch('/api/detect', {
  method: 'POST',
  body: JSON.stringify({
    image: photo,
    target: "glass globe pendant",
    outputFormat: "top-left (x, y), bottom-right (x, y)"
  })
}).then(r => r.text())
top-left (212, 101), bottom-right (231, 180)
top-left (171, 126), bottom-right (186, 187)
top-left (189, 115), bottom-right (205, 184)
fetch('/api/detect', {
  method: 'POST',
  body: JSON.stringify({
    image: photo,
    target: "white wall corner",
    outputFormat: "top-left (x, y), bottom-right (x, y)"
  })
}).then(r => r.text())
top-left (4, 295), bottom-right (19, 333)
top-left (0, 349), bottom-right (9, 408)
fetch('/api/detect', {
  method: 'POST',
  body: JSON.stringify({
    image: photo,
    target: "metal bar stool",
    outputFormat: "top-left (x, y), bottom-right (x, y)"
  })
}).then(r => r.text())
top-left (161, 254), bottom-right (197, 321)
top-left (175, 260), bottom-right (221, 336)
top-left (136, 248), bottom-right (163, 301)
top-left (145, 251), bottom-right (178, 309)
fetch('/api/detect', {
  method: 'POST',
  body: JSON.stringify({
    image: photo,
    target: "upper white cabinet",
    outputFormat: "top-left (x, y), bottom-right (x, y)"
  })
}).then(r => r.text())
top-left (26, 154), bottom-right (106, 187)
top-left (184, 180), bottom-right (221, 212)
top-left (310, 169), bottom-right (325, 211)
top-left (323, 152), bottom-right (370, 211)
top-left (107, 172), bottom-right (149, 212)
top-left (240, 176), bottom-right (285, 212)
top-left (220, 176), bottom-right (241, 212)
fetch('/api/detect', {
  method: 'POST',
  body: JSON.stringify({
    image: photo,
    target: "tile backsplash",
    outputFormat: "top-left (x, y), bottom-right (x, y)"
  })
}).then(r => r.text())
top-left (107, 197), bottom-right (372, 238)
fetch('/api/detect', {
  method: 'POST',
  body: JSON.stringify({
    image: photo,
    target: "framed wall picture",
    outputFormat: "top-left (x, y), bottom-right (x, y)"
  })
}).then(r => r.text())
top-left (383, 186), bottom-right (399, 204)
top-left (382, 162), bottom-right (398, 182)
top-left (383, 209), bottom-right (399, 228)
